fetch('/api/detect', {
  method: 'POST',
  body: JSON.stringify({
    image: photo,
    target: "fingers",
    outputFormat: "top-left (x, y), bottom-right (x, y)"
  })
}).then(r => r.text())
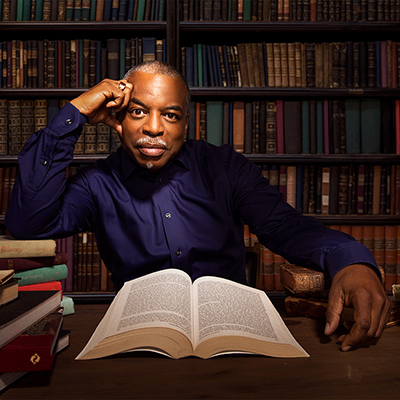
top-left (324, 264), bottom-right (391, 352)
top-left (106, 79), bottom-right (133, 113)
top-left (324, 288), bottom-right (344, 336)
top-left (70, 78), bottom-right (132, 125)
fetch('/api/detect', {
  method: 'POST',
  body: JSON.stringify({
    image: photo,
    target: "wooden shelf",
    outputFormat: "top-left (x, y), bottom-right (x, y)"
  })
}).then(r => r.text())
top-left (3, 87), bottom-right (399, 98)
top-left (245, 154), bottom-right (400, 163)
top-left (310, 215), bottom-right (400, 225)
top-left (0, 21), bottom-right (167, 31)
top-left (189, 87), bottom-right (400, 98)
top-left (179, 21), bottom-right (400, 32)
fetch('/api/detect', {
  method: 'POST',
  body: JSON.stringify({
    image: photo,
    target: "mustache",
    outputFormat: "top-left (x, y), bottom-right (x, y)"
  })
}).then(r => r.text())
top-left (136, 137), bottom-right (167, 147)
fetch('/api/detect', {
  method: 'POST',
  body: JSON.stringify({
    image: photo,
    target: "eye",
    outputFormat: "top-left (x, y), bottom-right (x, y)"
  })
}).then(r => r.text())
top-left (164, 112), bottom-right (180, 121)
top-left (129, 108), bottom-right (146, 117)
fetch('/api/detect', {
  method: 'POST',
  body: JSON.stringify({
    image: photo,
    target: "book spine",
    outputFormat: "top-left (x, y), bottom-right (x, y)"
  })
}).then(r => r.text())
top-left (14, 264), bottom-right (68, 286)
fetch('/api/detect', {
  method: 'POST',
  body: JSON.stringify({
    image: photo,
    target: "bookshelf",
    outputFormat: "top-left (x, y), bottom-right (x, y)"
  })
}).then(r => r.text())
top-left (0, 0), bottom-right (399, 298)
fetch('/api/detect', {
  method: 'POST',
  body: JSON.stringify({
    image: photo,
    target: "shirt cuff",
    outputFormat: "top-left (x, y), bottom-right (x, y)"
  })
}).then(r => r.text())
top-left (324, 241), bottom-right (381, 280)
top-left (47, 102), bottom-right (87, 137)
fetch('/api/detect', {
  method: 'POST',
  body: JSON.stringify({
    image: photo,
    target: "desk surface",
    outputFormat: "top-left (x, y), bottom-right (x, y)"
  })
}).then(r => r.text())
top-left (1, 301), bottom-right (400, 400)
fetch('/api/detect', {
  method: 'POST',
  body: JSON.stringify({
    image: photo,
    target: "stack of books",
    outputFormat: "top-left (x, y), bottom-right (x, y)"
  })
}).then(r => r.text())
top-left (0, 235), bottom-right (75, 316)
top-left (0, 236), bottom-right (71, 392)
top-left (280, 263), bottom-right (400, 328)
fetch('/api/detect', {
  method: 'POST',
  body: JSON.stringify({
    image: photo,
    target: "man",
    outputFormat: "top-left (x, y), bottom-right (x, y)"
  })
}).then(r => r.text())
top-left (5, 61), bottom-right (390, 352)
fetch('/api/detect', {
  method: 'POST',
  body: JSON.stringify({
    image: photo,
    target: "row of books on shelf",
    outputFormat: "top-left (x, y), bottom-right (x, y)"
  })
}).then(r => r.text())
top-left (245, 224), bottom-right (400, 294)
top-left (0, 236), bottom-right (73, 391)
top-left (0, 37), bottom-right (164, 89)
top-left (1, 0), bottom-right (165, 22)
top-left (1, 159), bottom-right (399, 223)
top-left (0, 98), bottom-right (123, 156)
top-left (181, 0), bottom-right (400, 22)
top-left (5, 97), bottom-right (400, 157)
top-left (259, 163), bottom-right (400, 216)
top-left (182, 40), bottom-right (400, 89)
top-left (188, 99), bottom-right (400, 155)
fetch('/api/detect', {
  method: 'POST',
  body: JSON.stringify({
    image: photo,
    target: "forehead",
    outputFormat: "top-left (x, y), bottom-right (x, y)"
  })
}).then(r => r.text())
top-left (127, 71), bottom-right (187, 108)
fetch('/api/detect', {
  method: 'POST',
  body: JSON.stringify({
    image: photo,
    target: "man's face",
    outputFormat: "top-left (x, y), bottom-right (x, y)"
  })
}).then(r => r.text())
top-left (118, 71), bottom-right (189, 172)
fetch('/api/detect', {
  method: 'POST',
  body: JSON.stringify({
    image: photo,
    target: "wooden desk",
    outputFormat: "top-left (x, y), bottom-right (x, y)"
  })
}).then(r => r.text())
top-left (2, 301), bottom-right (400, 400)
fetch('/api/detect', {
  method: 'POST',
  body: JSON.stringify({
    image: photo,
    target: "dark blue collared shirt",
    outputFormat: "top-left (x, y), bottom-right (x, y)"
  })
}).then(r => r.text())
top-left (5, 103), bottom-right (379, 291)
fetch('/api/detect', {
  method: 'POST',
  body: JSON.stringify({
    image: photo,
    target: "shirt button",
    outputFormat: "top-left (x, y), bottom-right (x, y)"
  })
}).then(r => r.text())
top-left (176, 250), bottom-right (182, 256)
top-left (65, 118), bottom-right (72, 125)
top-left (42, 160), bottom-right (48, 166)
top-left (158, 177), bottom-right (163, 183)
top-left (165, 213), bottom-right (171, 219)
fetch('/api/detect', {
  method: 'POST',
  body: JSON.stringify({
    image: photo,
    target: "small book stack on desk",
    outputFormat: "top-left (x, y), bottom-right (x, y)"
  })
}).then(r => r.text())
top-left (0, 236), bottom-right (70, 393)
top-left (280, 263), bottom-right (400, 328)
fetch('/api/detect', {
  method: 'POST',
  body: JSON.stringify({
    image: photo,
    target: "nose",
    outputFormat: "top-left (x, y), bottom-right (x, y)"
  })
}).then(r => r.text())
top-left (143, 112), bottom-right (163, 137)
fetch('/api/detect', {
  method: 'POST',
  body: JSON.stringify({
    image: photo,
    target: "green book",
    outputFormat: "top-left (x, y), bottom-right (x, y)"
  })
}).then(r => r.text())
top-left (158, 0), bottom-right (165, 20)
top-left (16, 0), bottom-right (24, 21)
top-left (206, 101), bottom-right (223, 146)
top-left (301, 101), bottom-right (310, 154)
top-left (136, 0), bottom-right (146, 21)
top-left (360, 99), bottom-right (381, 154)
top-left (14, 264), bottom-right (69, 286)
top-left (345, 99), bottom-right (361, 154)
top-left (197, 44), bottom-right (203, 87)
top-left (243, 0), bottom-right (251, 20)
top-left (22, 0), bottom-right (31, 21)
top-left (90, 0), bottom-right (97, 20)
top-left (35, 0), bottom-right (43, 20)
top-left (316, 100), bottom-right (324, 154)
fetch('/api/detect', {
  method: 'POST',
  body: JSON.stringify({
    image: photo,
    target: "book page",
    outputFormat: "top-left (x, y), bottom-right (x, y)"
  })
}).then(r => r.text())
top-left (192, 276), bottom-right (308, 355)
top-left (76, 269), bottom-right (193, 359)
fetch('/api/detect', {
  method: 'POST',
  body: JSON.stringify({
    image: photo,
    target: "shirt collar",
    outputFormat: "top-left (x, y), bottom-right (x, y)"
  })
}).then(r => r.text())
top-left (119, 141), bottom-right (191, 182)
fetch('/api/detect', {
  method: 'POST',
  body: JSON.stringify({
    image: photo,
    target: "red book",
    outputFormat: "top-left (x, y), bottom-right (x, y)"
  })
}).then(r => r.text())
top-left (260, 245), bottom-right (274, 291)
top-left (392, 42), bottom-right (398, 88)
top-left (232, 102), bottom-right (244, 153)
top-left (0, 311), bottom-right (63, 372)
top-left (18, 281), bottom-right (63, 297)
top-left (0, 252), bottom-right (68, 271)
top-left (374, 225), bottom-right (385, 269)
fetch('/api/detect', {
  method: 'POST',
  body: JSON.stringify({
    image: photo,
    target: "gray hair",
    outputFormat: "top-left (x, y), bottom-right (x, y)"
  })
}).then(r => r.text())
top-left (123, 60), bottom-right (191, 109)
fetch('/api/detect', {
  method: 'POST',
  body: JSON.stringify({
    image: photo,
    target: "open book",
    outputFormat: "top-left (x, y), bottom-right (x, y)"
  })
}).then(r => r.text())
top-left (76, 269), bottom-right (309, 360)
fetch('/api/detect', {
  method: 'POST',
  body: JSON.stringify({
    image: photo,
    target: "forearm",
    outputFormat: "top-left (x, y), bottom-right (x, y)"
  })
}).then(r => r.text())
top-left (255, 210), bottom-right (379, 279)
top-left (5, 103), bottom-right (87, 238)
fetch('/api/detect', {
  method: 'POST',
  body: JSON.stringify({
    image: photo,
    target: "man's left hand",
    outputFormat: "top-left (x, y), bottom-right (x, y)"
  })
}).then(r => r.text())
top-left (324, 264), bottom-right (391, 351)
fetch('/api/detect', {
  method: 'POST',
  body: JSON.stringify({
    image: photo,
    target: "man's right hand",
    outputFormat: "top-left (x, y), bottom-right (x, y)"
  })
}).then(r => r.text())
top-left (70, 79), bottom-right (133, 134)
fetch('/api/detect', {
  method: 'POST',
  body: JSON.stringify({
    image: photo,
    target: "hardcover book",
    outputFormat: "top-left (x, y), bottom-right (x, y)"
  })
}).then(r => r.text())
top-left (0, 290), bottom-right (61, 348)
top-left (0, 236), bottom-right (57, 259)
top-left (76, 269), bottom-right (309, 360)
top-left (0, 311), bottom-right (63, 372)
